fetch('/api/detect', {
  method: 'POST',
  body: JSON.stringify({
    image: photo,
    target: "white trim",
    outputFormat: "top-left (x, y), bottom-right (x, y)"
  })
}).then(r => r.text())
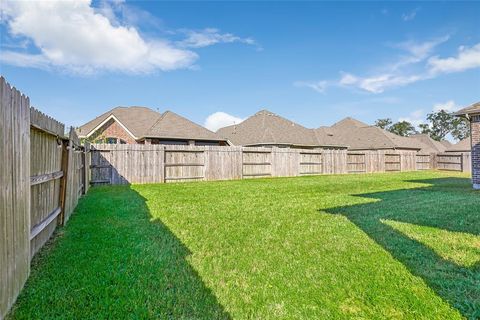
top-left (85, 114), bottom-right (137, 140)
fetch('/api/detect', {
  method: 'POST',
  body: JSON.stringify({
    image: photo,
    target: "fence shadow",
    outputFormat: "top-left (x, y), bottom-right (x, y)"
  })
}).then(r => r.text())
top-left (8, 185), bottom-right (230, 319)
top-left (325, 177), bottom-right (479, 319)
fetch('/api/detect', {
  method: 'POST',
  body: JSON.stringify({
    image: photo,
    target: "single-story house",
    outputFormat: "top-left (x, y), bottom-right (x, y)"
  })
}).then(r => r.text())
top-left (454, 101), bottom-right (480, 189)
top-left (324, 117), bottom-right (427, 152)
top-left (409, 134), bottom-right (448, 154)
top-left (77, 106), bottom-right (228, 146)
top-left (440, 140), bottom-right (453, 148)
top-left (216, 109), bottom-right (346, 149)
top-left (446, 138), bottom-right (471, 153)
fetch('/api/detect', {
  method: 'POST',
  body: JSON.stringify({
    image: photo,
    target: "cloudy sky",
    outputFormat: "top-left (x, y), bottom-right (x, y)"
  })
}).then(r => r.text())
top-left (1, 1), bottom-right (479, 133)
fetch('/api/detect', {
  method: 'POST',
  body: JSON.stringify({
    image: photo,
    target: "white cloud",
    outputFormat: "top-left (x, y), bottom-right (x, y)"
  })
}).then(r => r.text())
top-left (432, 100), bottom-right (460, 112)
top-left (399, 109), bottom-right (425, 128)
top-left (402, 8), bottom-right (420, 21)
top-left (204, 112), bottom-right (244, 132)
top-left (293, 80), bottom-right (328, 93)
top-left (178, 28), bottom-right (257, 49)
top-left (301, 36), bottom-right (480, 94)
top-left (0, 0), bottom-right (257, 75)
top-left (297, 36), bottom-right (454, 94)
top-left (428, 43), bottom-right (480, 74)
top-left (0, 0), bottom-right (197, 74)
top-left (339, 73), bottom-right (358, 85)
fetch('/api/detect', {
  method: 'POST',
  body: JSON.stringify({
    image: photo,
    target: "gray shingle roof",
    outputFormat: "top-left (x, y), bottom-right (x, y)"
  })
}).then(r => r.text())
top-left (77, 107), bottom-right (224, 141)
top-left (326, 117), bottom-right (426, 150)
top-left (440, 140), bottom-right (453, 148)
top-left (454, 101), bottom-right (480, 116)
top-left (216, 110), bottom-right (315, 146)
top-left (77, 106), bottom-right (162, 138)
top-left (216, 110), bottom-right (345, 147)
top-left (447, 138), bottom-right (471, 152)
top-left (409, 134), bottom-right (447, 154)
top-left (146, 111), bottom-right (222, 141)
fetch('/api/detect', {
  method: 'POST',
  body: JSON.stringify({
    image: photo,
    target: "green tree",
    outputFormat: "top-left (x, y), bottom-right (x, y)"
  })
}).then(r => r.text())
top-left (418, 123), bottom-right (431, 135)
top-left (425, 110), bottom-right (454, 141)
top-left (388, 121), bottom-right (418, 137)
top-left (374, 118), bottom-right (393, 130)
top-left (451, 117), bottom-right (470, 141)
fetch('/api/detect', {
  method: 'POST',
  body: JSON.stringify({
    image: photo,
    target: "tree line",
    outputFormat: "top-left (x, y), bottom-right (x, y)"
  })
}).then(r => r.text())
top-left (374, 110), bottom-right (469, 141)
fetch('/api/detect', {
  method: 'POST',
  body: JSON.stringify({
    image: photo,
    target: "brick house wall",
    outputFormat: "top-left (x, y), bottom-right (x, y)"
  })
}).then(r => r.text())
top-left (89, 118), bottom-right (137, 144)
top-left (471, 115), bottom-right (480, 189)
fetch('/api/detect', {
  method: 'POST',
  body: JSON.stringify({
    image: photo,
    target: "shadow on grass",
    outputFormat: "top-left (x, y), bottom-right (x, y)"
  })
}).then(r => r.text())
top-left (8, 185), bottom-right (230, 319)
top-left (326, 177), bottom-right (480, 319)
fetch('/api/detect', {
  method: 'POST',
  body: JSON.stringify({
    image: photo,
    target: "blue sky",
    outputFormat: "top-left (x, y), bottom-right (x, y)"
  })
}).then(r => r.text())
top-left (1, 1), bottom-right (479, 136)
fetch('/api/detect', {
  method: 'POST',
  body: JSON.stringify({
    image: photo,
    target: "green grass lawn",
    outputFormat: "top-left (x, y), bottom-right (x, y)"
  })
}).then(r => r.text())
top-left (8, 171), bottom-right (480, 319)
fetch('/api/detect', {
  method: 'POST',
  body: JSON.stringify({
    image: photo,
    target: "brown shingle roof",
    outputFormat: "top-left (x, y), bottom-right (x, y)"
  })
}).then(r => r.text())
top-left (326, 117), bottom-right (426, 150)
top-left (77, 107), bottom-right (224, 141)
top-left (146, 111), bottom-right (223, 141)
top-left (409, 134), bottom-right (447, 154)
top-left (217, 110), bottom-right (345, 147)
top-left (217, 110), bottom-right (318, 146)
top-left (77, 106), bottom-right (162, 138)
top-left (454, 101), bottom-right (480, 116)
top-left (440, 140), bottom-right (453, 148)
top-left (447, 138), bottom-right (471, 152)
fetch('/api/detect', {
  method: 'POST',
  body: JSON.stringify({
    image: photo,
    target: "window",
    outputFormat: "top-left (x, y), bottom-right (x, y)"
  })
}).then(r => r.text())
top-left (119, 139), bottom-right (127, 144)
top-left (106, 137), bottom-right (118, 144)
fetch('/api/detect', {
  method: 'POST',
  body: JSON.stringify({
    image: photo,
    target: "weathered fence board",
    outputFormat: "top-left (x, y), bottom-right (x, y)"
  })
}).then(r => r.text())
top-left (1, 77), bottom-right (30, 319)
top-left (416, 154), bottom-right (432, 170)
top-left (1, 77), bottom-right (89, 319)
top-left (30, 108), bottom-right (64, 257)
top-left (89, 146), bottom-right (436, 185)
top-left (436, 153), bottom-right (471, 172)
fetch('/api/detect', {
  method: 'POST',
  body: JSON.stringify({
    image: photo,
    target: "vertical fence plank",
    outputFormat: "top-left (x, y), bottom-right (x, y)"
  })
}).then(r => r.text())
top-left (0, 77), bottom-right (31, 319)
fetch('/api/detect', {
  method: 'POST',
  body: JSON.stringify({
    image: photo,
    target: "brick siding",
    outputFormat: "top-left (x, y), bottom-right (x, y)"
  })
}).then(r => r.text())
top-left (472, 115), bottom-right (480, 189)
top-left (89, 118), bottom-right (137, 144)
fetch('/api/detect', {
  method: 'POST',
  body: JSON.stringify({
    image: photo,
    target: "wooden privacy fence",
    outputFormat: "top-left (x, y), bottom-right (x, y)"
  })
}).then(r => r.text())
top-left (90, 145), bottom-right (426, 185)
top-left (436, 153), bottom-right (471, 172)
top-left (1, 77), bottom-right (89, 319)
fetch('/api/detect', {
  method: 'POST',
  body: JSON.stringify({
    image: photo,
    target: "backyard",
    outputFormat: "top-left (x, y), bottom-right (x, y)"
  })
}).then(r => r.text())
top-left (7, 171), bottom-right (479, 319)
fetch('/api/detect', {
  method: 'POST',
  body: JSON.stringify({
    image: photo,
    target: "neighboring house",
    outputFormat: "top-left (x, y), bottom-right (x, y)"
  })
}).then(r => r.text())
top-left (440, 140), bottom-right (453, 148)
top-left (324, 117), bottom-right (426, 152)
top-left (409, 134), bottom-right (448, 154)
top-left (454, 101), bottom-right (480, 189)
top-left (216, 109), bottom-right (346, 149)
top-left (77, 106), bottom-right (228, 146)
top-left (446, 138), bottom-right (471, 153)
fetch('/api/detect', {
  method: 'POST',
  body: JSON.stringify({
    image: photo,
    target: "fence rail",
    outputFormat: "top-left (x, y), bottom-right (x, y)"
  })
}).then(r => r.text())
top-left (1, 77), bottom-right (88, 319)
top-left (0, 75), bottom-right (473, 318)
top-left (89, 145), bottom-right (429, 184)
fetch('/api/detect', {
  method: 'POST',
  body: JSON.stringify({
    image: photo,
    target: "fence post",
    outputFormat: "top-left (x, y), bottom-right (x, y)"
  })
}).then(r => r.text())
top-left (160, 145), bottom-right (165, 183)
top-left (58, 138), bottom-right (70, 226)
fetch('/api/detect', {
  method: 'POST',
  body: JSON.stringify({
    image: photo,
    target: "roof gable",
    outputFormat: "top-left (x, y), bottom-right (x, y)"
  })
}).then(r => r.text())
top-left (217, 109), bottom-right (322, 146)
top-left (77, 106), bottom-right (162, 138)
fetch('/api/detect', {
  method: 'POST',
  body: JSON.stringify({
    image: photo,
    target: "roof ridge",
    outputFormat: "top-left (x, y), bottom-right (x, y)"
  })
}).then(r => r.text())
top-left (146, 110), bottom-right (169, 133)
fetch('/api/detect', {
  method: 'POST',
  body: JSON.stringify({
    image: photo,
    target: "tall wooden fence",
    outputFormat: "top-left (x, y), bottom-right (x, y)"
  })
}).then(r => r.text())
top-left (1, 77), bottom-right (88, 319)
top-left (435, 153), bottom-right (471, 172)
top-left (90, 145), bottom-right (426, 184)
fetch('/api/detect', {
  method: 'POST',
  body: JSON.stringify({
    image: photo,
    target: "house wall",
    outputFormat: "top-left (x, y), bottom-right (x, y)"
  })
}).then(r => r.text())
top-left (471, 115), bottom-right (480, 189)
top-left (89, 118), bottom-right (136, 144)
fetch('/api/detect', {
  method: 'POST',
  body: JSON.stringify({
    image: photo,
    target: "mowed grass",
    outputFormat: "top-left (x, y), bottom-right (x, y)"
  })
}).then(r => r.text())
top-left (8, 171), bottom-right (480, 319)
